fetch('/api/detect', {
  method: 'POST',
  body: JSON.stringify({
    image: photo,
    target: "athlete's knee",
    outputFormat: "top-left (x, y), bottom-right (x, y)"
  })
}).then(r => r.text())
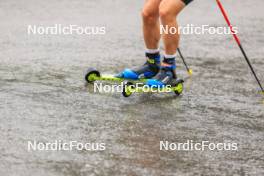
top-left (159, 1), bottom-right (183, 21)
top-left (159, 7), bottom-right (175, 22)
top-left (142, 8), bottom-right (158, 24)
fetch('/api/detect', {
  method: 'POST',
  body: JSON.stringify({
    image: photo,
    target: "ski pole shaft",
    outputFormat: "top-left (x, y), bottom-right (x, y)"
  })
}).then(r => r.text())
top-left (216, 0), bottom-right (264, 92)
top-left (177, 48), bottom-right (192, 75)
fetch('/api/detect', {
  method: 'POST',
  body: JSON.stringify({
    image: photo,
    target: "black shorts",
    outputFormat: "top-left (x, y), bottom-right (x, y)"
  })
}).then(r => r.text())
top-left (182, 0), bottom-right (193, 5)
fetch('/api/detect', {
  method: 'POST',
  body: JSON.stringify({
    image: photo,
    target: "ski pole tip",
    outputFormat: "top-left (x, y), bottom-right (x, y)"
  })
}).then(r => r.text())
top-left (188, 69), bottom-right (193, 76)
top-left (258, 90), bottom-right (264, 95)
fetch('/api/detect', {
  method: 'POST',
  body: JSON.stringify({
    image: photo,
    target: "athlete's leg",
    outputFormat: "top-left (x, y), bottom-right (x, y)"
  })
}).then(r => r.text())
top-left (116, 0), bottom-right (162, 79)
top-left (146, 0), bottom-right (186, 86)
top-left (159, 0), bottom-right (185, 55)
top-left (142, 0), bottom-right (161, 49)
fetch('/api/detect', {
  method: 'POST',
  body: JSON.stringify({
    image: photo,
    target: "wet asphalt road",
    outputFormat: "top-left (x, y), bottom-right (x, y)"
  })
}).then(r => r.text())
top-left (0, 0), bottom-right (264, 175)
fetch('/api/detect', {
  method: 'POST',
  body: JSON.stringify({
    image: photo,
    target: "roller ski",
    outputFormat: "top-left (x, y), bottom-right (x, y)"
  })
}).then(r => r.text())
top-left (122, 79), bottom-right (184, 97)
top-left (85, 67), bottom-right (148, 84)
top-left (85, 53), bottom-right (160, 84)
top-left (122, 58), bottom-right (184, 97)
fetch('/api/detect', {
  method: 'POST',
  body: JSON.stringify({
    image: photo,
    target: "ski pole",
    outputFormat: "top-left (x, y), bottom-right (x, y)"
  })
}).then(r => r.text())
top-left (216, 0), bottom-right (264, 93)
top-left (177, 48), bottom-right (193, 75)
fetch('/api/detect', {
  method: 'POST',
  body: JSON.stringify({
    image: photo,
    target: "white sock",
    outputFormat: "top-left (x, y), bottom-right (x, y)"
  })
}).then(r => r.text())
top-left (164, 53), bottom-right (176, 59)
top-left (145, 48), bottom-right (160, 54)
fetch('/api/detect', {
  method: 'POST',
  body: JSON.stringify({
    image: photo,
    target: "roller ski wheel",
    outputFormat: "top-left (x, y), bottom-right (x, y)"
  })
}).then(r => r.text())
top-left (85, 68), bottom-right (101, 83)
top-left (122, 81), bottom-right (134, 97)
top-left (172, 79), bottom-right (184, 96)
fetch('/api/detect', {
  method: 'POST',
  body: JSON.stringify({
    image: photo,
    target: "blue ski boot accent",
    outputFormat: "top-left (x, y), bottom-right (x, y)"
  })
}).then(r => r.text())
top-left (116, 53), bottom-right (160, 80)
top-left (146, 58), bottom-right (177, 87)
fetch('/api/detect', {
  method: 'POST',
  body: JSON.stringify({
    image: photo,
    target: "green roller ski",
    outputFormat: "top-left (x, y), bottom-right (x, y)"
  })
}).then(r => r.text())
top-left (85, 68), bottom-right (147, 84)
top-left (122, 79), bottom-right (184, 97)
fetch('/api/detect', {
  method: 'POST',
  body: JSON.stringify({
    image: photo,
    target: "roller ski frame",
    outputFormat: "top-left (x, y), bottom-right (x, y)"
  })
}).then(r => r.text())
top-left (85, 68), bottom-right (184, 98)
top-left (122, 79), bottom-right (184, 97)
top-left (85, 68), bottom-right (147, 84)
